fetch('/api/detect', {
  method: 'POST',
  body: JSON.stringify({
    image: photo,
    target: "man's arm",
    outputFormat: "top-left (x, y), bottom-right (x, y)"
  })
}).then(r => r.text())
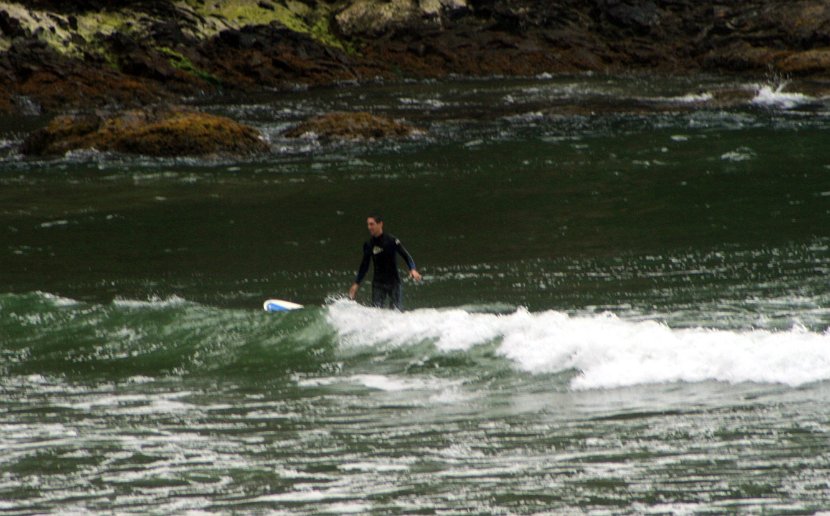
top-left (396, 239), bottom-right (422, 281)
top-left (350, 243), bottom-right (372, 299)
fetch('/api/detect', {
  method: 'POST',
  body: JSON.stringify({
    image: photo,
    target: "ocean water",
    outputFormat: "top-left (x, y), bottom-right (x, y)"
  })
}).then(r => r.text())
top-left (1, 74), bottom-right (830, 514)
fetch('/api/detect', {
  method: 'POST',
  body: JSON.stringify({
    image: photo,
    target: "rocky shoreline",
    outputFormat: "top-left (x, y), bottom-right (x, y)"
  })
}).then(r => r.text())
top-left (2, 0), bottom-right (830, 118)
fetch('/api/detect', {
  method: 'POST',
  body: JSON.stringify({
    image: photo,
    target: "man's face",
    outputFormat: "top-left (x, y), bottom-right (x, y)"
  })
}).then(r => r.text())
top-left (367, 217), bottom-right (383, 237)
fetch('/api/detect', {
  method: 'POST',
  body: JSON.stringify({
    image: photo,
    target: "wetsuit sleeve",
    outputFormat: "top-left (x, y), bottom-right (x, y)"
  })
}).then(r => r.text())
top-left (355, 242), bottom-right (371, 284)
top-left (395, 239), bottom-right (416, 270)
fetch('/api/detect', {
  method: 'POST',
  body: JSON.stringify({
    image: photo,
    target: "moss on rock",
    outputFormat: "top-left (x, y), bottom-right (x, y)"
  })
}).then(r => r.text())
top-left (159, 47), bottom-right (221, 84)
top-left (22, 106), bottom-right (270, 156)
top-left (179, 0), bottom-right (350, 51)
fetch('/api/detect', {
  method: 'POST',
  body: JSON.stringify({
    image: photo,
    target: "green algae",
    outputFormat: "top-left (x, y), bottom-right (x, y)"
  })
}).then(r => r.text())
top-left (180, 0), bottom-right (351, 51)
top-left (0, 0), bottom-right (352, 57)
top-left (76, 10), bottom-right (134, 38)
top-left (158, 47), bottom-right (222, 85)
top-left (311, 15), bottom-right (356, 54)
top-left (76, 11), bottom-right (140, 69)
top-left (181, 0), bottom-right (305, 31)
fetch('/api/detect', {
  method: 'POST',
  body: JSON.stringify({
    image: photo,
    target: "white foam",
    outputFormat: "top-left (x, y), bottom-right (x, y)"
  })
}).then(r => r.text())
top-left (24, 374), bottom-right (50, 385)
top-left (325, 301), bottom-right (830, 390)
top-left (650, 93), bottom-right (713, 104)
top-left (320, 502), bottom-right (373, 514)
top-left (328, 301), bottom-right (506, 351)
top-left (751, 85), bottom-right (812, 109)
top-left (673, 93), bottom-right (714, 103)
top-left (350, 374), bottom-right (430, 391)
top-left (298, 374), bottom-right (462, 393)
top-left (340, 461), bottom-right (411, 472)
top-left (125, 375), bottom-right (155, 384)
top-left (61, 391), bottom-right (195, 414)
top-left (36, 291), bottom-right (80, 307)
top-left (112, 295), bottom-right (189, 309)
top-left (398, 97), bottom-right (446, 109)
top-left (504, 111), bottom-right (545, 123)
top-left (253, 489), bottom-right (348, 503)
top-left (721, 147), bottom-right (755, 162)
top-left (39, 219), bottom-right (70, 228)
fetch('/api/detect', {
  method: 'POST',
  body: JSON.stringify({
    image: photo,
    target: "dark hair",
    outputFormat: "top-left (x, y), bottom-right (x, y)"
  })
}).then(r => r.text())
top-left (368, 213), bottom-right (383, 223)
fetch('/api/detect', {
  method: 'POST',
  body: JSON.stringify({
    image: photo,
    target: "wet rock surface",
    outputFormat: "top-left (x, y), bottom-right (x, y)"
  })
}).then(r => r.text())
top-left (0, 38), bottom-right (170, 115)
top-left (21, 106), bottom-right (269, 156)
top-left (284, 112), bottom-right (420, 139)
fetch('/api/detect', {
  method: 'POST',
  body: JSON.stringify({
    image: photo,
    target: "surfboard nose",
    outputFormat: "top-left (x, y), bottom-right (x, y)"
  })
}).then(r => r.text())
top-left (263, 299), bottom-right (304, 312)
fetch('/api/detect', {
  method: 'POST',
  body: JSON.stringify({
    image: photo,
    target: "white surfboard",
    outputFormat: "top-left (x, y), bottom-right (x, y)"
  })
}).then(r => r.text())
top-left (263, 299), bottom-right (304, 312)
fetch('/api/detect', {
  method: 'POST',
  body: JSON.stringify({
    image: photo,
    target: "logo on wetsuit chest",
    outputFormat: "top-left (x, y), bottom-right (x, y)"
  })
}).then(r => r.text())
top-left (372, 246), bottom-right (384, 255)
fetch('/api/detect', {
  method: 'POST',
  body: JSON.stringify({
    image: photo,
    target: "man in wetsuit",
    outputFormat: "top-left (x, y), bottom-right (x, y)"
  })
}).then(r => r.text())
top-left (349, 214), bottom-right (421, 309)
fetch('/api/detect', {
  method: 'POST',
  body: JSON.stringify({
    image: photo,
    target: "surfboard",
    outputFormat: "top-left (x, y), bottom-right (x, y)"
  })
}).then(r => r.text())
top-left (263, 299), bottom-right (304, 312)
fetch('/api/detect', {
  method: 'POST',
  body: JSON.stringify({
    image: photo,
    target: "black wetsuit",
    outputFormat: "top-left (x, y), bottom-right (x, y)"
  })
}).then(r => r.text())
top-left (354, 233), bottom-right (416, 310)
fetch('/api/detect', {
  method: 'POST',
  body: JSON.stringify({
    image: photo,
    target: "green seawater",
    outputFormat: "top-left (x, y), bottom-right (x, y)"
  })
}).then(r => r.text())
top-left (1, 75), bottom-right (830, 514)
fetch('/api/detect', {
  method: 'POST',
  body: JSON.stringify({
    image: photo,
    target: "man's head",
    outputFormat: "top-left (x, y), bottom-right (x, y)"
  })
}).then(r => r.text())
top-left (367, 214), bottom-right (384, 237)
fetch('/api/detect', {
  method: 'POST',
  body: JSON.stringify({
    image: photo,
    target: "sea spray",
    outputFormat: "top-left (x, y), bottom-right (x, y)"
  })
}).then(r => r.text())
top-left (325, 300), bottom-right (830, 390)
top-left (751, 83), bottom-right (813, 109)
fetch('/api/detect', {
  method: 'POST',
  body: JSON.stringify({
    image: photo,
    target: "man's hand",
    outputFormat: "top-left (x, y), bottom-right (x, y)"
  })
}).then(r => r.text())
top-left (349, 283), bottom-right (359, 300)
top-left (409, 269), bottom-right (422, 281)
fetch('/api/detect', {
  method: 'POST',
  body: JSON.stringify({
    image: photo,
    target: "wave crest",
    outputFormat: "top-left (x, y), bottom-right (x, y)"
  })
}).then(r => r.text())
top-left (326, 300), bottom-right (830, 390)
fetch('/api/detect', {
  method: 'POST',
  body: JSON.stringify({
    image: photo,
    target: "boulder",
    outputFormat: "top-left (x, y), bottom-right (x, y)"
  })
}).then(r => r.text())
top-left (776, 49), bottom-right (830, 76)
top-left (600, 0), bottom-right (663, 32)
top-left (334, 0), bottom-right (469, 37)
top-left (21, 106), bottom-right (269, 156)
top-left (284, 111), bottom-right (420, 139)
top-left (335, 0), bottom-right (423, 37)
top-left (702, 41), bottom-right (784, 71)
top-left (760, 1), bottom-right (830, 46)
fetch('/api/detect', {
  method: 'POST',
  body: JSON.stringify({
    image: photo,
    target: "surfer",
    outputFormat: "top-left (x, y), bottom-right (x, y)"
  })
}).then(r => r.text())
top-left (349, 214), bottom-right (422, 309)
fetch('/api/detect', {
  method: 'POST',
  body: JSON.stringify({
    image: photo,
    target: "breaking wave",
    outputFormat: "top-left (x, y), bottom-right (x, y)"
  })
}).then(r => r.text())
top-left (3, 292), bottom-right (829, 391)
top-left (326, 300), bottom-right (830, 390)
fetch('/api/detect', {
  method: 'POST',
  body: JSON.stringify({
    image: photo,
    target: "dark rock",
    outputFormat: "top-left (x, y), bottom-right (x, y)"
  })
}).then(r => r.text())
top-left (600, 0), bottom-right (662, 30)
top-left (106, 32), bottom-right (178, 81)
top-left (149, 19), bottom-right (191, 47)
top-left (0, 10), bottom-right (27, 38)
top-left (777, 49), bottom-right (830, 76)
top-left (199, 24), bottom-right (364, 90)
top-left (703, 41), bottom-right (783, 71)
top-left (21, 113), bottom-right (101, 154)
top-left (12, 94), bottom-right (43, 115)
